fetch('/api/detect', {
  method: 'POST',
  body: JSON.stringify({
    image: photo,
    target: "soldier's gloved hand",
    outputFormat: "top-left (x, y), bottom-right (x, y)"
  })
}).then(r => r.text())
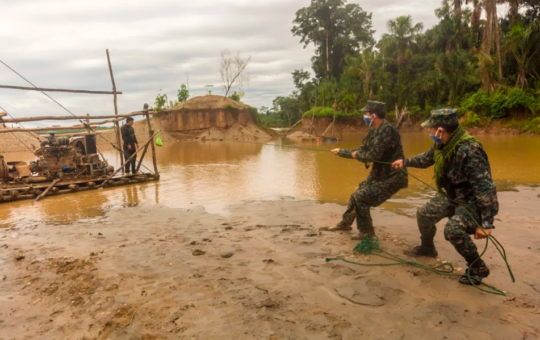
top-left (331, 148), bottom-right (340, 155)
top-left (392, 159), bottom-right (404, 169)
top-left (352, 151), bottom-right (358, 159)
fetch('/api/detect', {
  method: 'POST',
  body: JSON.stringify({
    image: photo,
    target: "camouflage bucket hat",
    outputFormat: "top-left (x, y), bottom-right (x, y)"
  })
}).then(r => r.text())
top-left (421, 108), bottom-right (459, 128)
top-left (360, 100), bottom-right (386, 115)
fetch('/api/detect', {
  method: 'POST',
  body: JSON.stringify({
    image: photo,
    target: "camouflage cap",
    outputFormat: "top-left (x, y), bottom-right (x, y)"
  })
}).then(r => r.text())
top-left (421, 108), bottom-right (459, 128)
top-left (360, 100), bottom-right (386, 115)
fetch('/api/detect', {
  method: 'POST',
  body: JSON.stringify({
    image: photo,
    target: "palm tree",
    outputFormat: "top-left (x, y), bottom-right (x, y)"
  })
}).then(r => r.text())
top-left (483, 0), bottom-right (503, 83)
top-left (385, 16), bottom-right (423, 112)
top-left (504, 23), bottom-right (539, 88)
top-left (386, 16), bottom-right (424, 65)
top-left (344, 49), bottom-right (376, 100)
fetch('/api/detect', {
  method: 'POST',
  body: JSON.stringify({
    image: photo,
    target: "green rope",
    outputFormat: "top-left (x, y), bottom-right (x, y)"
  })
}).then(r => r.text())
top-left (326, 235), bottom-right (507, 296)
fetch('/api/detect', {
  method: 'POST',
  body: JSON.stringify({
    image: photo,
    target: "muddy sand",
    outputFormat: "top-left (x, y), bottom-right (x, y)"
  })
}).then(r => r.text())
top-left (1, 187), bottom-right (539, 340)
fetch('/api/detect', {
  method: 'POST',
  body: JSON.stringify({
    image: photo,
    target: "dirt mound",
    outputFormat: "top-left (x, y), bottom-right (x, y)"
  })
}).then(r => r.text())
top-left (171, 95), bottom-right (248, 110)
top-left (0, 127), bottom-right (42, 153)
top-left (199, 123), bottom-right (272, 141)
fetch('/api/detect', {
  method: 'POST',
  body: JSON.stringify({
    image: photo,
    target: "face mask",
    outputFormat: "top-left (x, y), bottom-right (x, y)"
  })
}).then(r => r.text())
top-left (429, 129), bottom-right (443, 144)
top-left (363, 115), bottom-right (372, 127)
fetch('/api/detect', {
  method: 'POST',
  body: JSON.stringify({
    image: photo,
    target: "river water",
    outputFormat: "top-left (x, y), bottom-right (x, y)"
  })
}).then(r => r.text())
top-left (1, 132), bottom-right (539, 228)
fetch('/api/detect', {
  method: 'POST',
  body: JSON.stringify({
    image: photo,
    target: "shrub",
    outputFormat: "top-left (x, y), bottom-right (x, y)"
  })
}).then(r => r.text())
top-left (506, 117), bottom-right (540, 133)
top-left (302, 107), bottom-right (362, 118)
top-left (462, 112), bottom-right (482, 127)
top-left (461, 88), bottom-right (540, 120)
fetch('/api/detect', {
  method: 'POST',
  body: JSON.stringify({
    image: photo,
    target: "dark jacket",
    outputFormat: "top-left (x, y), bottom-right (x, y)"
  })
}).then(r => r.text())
top-left (121, 124), bottom-right (138, 148)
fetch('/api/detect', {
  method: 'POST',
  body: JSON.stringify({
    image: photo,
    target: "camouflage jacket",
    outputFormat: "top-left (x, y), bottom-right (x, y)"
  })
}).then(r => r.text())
top-left (338, 121), bottom-right (408, 186)
top-left (404, 141), bottom-right (499, 224)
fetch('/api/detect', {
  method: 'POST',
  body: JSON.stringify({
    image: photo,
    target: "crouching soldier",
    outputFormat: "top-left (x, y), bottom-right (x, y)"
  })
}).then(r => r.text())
top-left (392, 109), bottom-right (498, 285)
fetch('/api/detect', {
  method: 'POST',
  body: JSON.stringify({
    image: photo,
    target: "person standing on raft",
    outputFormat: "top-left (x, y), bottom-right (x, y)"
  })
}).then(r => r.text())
top-left (323, 100), bottom-right (408, 240)
top-left (392, 109), bottom-right (498, 285)
top-left (121, 116), bottom-right (139, 175)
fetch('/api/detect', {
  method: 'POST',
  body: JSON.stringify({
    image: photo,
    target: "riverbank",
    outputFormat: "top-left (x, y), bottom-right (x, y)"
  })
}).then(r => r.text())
top-left (1, 187), bottom-right (539, 339)
top-left (283, 116), bottom-right (540, 138)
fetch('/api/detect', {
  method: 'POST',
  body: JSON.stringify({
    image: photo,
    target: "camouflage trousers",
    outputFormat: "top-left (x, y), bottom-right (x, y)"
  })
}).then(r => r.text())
top-left (338, 178), bottom-right (403, 235)
top-left (417, 195), bottom-right (481, 265)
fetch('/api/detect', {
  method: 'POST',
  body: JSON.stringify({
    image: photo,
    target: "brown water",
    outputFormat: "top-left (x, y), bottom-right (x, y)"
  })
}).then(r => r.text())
top-left (1, 132), bottom-right (539, 228)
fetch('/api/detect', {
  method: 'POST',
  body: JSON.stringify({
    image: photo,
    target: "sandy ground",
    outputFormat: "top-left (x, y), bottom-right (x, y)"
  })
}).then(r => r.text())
top-left (1, 187), bottom-right (539, 340)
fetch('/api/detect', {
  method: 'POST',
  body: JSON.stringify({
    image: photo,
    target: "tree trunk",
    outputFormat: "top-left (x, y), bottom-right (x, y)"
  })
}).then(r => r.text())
top-left (494, 12), bottom-right (503, 82)
top-left (326, 31), bottom-right (330, 74)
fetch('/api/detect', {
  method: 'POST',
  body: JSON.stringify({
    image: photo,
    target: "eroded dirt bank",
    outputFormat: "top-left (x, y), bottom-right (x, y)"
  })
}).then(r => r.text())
top-left (1, 188), bottom-right (539, 340)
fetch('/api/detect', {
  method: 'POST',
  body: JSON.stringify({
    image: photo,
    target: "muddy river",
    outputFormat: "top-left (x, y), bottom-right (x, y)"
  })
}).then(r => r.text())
top-left (1, 132), bottom-right (539, 228)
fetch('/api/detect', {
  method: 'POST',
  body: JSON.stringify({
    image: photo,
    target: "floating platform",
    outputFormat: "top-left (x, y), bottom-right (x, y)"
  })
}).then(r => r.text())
top-left (0, 173), bottom-right (160, 204)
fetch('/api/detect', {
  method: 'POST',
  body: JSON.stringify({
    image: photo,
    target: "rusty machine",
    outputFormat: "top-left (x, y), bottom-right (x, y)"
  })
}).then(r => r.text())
top-left (0, 50), bottom-right (160, 203)
top-left (0, 133), bottom-right (114, 184)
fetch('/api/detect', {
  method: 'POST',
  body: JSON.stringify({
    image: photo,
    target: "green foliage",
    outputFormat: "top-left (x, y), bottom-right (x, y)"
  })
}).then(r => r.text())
top-left (154, 90), bottom-right (170, 111)
top-left (177, 84), bottom-right (189, 103)
top-left (229, 91), bottom-right (244, 102)
top-left (259, 113), bottom-right (286, 128)
top-left (506, 117), bottom-right (540, 133)
top-left (461, 88), bottom-right (539, 120)
top-left (461, 112), bottom-right (483, 127)
top-left (302, 106), bottom-right (361, 118)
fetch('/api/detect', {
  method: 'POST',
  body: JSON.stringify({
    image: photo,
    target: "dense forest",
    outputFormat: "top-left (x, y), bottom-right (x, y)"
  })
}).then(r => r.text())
top-left (260, 0), bottom-right (540, 132)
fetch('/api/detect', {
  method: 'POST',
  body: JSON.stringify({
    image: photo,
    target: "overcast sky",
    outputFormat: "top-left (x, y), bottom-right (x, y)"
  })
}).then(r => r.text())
top-left (0, 0), bottom-right (498, 127)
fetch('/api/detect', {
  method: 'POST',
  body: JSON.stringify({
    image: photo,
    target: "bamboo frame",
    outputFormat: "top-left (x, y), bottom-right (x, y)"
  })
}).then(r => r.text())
top-left (0, 111), bottom-right (157, 124)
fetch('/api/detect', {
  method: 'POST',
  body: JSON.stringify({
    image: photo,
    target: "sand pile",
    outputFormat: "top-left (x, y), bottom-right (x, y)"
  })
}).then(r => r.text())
top-left (0, 127), bottom-right (42, 153)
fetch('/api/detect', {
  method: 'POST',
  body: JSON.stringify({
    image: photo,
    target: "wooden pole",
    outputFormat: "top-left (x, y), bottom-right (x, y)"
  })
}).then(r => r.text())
top-left (0, 84), bottom-right (122, 95)
top-left (0, 111), bottom-right (157, 124)
top-left (331, 102), bottom-right (336, 137)
top-left (0, 123), bottom-right (118, 134)
top-left (283, 119), bottom-right (302, 134)
top-left (34, 179), bottom-right (60, 202)
top-left (135, 142), bottom-right (150, 173)
top-left (98, 132), bottom-right (157, 188)
top-left (106, 49), bottom-right (124, 175)
top-left (145, 111), bottom-right (159, 174)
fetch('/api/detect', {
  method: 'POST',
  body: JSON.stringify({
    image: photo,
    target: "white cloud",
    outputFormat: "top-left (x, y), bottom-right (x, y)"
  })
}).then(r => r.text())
top-left (0, 0), bottom-right (447, 126)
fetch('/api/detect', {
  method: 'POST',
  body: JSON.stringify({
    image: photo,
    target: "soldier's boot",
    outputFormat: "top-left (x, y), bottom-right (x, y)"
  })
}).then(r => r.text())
top-left (320, 223), bottom-right (352, 232)
top-left (403, 245), bottom-right (438, 258)
top-left (459, 260), bottom-right (490, 285)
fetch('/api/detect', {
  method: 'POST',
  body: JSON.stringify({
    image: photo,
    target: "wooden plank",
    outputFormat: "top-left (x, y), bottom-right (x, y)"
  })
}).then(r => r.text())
top-left (34, 179), bottom-right (60, 202)
top-left (0, 111), bottom-right (158, 124)
top-left (135, 142), bottom-right (150, 173)
top-left (0, 84), bottom-right (122, 95)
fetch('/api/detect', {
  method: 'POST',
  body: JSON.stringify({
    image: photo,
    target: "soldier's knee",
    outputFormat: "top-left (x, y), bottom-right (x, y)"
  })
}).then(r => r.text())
top-left (444, 220), bottom-right (466, 243)
top-left (416, 207), bottom-right (428, 222)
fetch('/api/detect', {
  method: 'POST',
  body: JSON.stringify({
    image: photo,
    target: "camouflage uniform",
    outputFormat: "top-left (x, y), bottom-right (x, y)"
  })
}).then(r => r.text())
top-left (404, 109), bottom-right (498, 267)
top-left (336, 101), bottom-right (408, 236)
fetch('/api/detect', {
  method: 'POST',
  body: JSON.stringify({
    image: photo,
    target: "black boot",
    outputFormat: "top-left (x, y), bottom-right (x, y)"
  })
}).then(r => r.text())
top-left (403, 245), bottom-right (438, 258)
top-left (459, 261), bottom-right (490, 285)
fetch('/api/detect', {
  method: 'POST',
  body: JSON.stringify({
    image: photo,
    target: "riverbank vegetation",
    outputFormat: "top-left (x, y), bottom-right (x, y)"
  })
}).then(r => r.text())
top-left (261, 0), bottom-right (540, 132)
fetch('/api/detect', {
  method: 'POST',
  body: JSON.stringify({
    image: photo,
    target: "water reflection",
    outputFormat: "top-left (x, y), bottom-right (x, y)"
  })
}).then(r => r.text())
top-left (1, 132), bottom-right (539, 228)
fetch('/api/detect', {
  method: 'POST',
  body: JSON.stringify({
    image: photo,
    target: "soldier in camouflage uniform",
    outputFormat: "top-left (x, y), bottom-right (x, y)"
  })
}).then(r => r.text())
top-left (392, 109), bottom-right (498, 285)
top-left (323, 101), bottom-right (408, 240)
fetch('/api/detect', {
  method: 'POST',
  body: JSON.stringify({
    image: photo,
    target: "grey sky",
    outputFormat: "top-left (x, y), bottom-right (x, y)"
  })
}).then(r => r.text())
top-left (0, 0), bottom-right (481, 127)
